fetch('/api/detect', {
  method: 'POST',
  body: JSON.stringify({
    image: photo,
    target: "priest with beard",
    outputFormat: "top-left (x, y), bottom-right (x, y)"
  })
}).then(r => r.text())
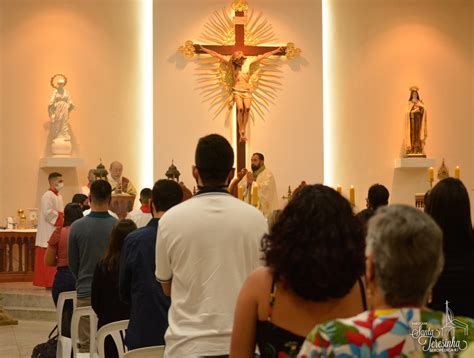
top-left (238, 152), bottom-right (279, 220)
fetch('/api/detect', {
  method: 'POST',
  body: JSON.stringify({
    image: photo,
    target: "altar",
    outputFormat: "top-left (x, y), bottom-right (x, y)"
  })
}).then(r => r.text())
top-left (0, 230), bottom-right (36, 283)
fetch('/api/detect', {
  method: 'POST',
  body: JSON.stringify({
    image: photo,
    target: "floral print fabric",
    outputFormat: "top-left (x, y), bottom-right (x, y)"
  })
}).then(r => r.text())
top-left (298, 308), bottom-right (474, 357)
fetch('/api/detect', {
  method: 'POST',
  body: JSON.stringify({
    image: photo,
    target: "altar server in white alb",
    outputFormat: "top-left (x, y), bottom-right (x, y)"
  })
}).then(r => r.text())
top-left (33, 172), bottom-right (65, 288)
top-left (126, 188), bottom-right (153, 228)
top-left (238, 152), bottom-right (279, 220)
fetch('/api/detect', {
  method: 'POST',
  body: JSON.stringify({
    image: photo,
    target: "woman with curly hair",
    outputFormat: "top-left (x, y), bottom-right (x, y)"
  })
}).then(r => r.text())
top-left (230, 184), bottom-right (367, 358)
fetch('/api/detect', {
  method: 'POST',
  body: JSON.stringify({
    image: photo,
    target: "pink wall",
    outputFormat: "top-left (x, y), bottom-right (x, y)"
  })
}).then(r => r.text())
top-left (326, 0), bottom-right (473, 209)
top-left (0, 0), bottom-right (144, 220)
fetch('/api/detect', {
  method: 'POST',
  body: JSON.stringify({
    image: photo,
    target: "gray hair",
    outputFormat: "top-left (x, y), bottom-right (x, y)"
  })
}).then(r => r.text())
top-left (366, 204), bottom-right (444, 307)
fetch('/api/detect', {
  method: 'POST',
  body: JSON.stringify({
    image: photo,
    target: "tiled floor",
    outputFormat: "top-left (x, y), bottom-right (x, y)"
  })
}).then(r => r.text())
top-left (0, 282), bottom-right (51, 296)
top-left (0, 320), bottom-right (55, 358)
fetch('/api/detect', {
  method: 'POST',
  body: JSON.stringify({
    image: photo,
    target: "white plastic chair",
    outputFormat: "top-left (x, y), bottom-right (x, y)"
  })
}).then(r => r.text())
top-left (96, 319), bottom-right (129, 358)
top-left (56, 291), bottom-right (77, 358)
top-left (123, 345), bottom-right (165, 358)
top-left (71, 306), bottom-right (98, 358)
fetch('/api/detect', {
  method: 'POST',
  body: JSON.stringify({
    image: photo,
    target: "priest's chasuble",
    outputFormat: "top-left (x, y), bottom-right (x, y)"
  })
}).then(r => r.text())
top-left (108, 176), bottom-right (137, 196)
top-left (239, 167), bottom-right (279, 220)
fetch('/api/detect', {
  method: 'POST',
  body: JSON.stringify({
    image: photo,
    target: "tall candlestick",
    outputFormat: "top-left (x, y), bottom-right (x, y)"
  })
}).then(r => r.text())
top-left (428, 167), bottom-right (434, 189)
top-left (349, 185), bottom-right (355, 206)
top-left (251, 183), bottom-right (259, 207)
top-left (237, 186), bottom-right (244, 200)
top-left (336, 184), bottom-right (342, 195)
top-left (454, 166), bottom-right (460, 179)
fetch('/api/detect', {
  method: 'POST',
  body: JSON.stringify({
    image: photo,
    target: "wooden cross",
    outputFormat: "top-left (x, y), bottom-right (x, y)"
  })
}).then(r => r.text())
top-left (194, 7), bottom-right (286, 172)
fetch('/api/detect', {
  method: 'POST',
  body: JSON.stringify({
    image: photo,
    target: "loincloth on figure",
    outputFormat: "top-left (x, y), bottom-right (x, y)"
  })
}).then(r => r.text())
top-left (232, 87), bottom-right (252, 100)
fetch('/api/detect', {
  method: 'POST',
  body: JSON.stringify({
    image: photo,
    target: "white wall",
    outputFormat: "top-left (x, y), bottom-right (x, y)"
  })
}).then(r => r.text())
top-left (154, 0), bottom-right (323, 205)
top-left (326, 0), bottom-right (473, 210)
top-left (0, 0), bottom-right (145, 220)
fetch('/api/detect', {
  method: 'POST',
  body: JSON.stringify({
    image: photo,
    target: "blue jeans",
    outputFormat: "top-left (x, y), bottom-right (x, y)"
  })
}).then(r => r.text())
top-left (52, 266), bottom-right (76, 337)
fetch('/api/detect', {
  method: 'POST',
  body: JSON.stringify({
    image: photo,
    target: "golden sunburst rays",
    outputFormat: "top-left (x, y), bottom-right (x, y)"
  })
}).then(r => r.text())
top-left (194, 5), bottom-right (283, 121)
top-left (199, 9), bottom-right (234, 45)
top-left (245, 9), bottom-right (277, 46)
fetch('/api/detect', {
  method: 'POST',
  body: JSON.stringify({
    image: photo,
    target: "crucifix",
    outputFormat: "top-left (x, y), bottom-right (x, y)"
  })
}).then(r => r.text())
top-left (194, 2), bottom-right (287, 172)
top-left (179, 0), bottom-right (301, 172)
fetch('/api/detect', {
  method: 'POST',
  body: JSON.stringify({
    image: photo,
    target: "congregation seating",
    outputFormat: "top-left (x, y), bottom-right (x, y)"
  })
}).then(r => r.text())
top-left (96, 319), bottom-right (129, 358)
top-left (56, 291), bottom-right (77, 358)
top-left (71, 306), bottom-right (98, 358)
top-left (123, 345), bottom-right (165, 358)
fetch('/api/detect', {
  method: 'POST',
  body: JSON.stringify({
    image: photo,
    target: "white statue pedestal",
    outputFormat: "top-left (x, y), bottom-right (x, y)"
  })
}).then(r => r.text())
top-left (391, 157), bottom-right (436, 207)
top-left (39, 157), bottom-right (84, 168)
top-left (394, 157), bottom-right (436, 169)
top-left (51, 138), bottom-right (72, 157)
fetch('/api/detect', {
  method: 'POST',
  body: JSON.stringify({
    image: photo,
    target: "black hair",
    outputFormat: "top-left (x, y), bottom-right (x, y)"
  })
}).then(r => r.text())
top-left (139, 188), bottom-right (152, 203)
top-left (252, 152), bottom-right (264, 161)
top-left (72, 194), bottom-right (88, 205)
top-left (48, 172), bottom-right (62, 181)
top-left (368, 184), bottom-right (389, 210)
top-left (425, 178), bottom-right (474, 254)
top-left (90, 180), bottom-right (112, 205)
top-left (262, 184), bottom-right (365, 301)
top-left (195, 134), bottom-right (234, 186)
top-left (63, 203), bottom-right (84, 227)
top-left (152, 179), bottom-right (183, 212)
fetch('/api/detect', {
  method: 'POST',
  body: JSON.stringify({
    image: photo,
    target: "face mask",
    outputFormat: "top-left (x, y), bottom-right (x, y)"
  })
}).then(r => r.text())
top-left (55, 182), bottom-right (64, 191)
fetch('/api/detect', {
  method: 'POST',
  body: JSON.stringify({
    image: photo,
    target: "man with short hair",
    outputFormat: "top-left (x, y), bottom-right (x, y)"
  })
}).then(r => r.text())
top-left (238, 152), bottom-right (279, 219)
top-left (156, 134), bottom-right (268, 357)
top-left (34, 172), bottom-right (65, 287)
top-left (72, 193), bottom-right (89, 211)
top-left (120, 180), bottom-right (183, 350)
top-left (68, 180), bottom-right (117, 352)
top-left (356, 184), bottom-right (390, 226)
top-left (108, 161), bottom-right (137, 196)
top-left (126, 188), bottom-right (153, 228)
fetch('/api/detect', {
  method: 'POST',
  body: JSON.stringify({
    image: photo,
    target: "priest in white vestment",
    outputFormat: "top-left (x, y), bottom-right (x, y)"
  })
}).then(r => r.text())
top-left (33, 172), bottom-right (65, 287)
top-left (238, 153), bottom-right (279, 220)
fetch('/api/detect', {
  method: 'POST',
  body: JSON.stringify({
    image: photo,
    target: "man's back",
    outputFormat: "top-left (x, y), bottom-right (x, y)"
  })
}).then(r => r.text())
top-left (156, 190), bottom-right (267, 357)
top-left (120, 218), bottom-right (170, 349)
top-left (68, 212), bottom-right (117, 298)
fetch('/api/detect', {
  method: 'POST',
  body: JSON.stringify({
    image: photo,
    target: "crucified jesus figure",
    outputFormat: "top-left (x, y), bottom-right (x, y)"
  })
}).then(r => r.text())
top-left (199, 45), bottom-right (283, 142)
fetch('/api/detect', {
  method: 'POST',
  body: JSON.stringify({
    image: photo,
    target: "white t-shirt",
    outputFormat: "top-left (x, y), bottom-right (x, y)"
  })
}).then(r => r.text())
top-left (156, 190), bottom-right (267, 358)
top-left (126, 208), bottom-right (152, 228)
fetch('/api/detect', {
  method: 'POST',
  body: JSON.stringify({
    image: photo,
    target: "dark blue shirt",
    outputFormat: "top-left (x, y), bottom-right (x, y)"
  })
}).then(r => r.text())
top-left (119, 218), bottom-right (170, 349)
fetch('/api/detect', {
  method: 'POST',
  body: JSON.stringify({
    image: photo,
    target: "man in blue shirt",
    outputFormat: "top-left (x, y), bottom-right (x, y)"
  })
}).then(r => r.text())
top-left (119, 179), bottom-right (183, 349)
top-left (68, 179), bottom-right (117, 352)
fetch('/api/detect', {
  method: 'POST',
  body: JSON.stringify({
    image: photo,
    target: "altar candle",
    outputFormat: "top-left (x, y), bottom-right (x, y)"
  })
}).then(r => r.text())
top-left (428, 167), bottom-right (434, 181)
top-left (454, 166), bottom-right (460, 179)
top-left (349, 185), bottom-right (355, 206)
top-left (251, 183), bottom-right (259, 207)
top-left (336, 184), bottom-right (342, 194)
top-left (237, 186), bottom-right (244, 200)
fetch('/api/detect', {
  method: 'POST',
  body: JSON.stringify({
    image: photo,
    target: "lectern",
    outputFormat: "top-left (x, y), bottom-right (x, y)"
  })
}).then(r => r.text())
top-left (110, 194), bottom-right (135, 219)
